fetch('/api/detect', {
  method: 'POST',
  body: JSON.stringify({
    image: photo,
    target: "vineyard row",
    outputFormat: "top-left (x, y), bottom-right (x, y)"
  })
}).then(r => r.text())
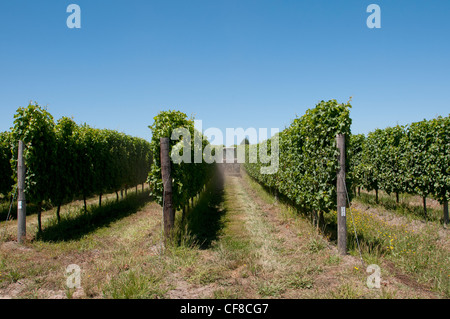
top-left (0, 103), bottom-right (152, 231)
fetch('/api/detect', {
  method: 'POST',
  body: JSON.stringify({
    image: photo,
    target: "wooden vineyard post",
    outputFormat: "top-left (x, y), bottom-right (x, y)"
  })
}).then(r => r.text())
top-left (17, 140), bottom-right (26, 243)
top-left (160, 137), bottom-right (174, 241)
top-left (336, 134), bottom-right (347, 255)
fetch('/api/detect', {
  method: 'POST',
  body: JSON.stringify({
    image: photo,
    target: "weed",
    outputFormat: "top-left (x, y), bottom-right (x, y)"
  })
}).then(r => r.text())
top-left (308, 237), bottom-right (326, 253)
top-left (257, 280), bottom-right (285, 297)
top-left (325, 254), bottom-right (341, 265)
top-left (213, 288), bottom-right (240, 299)
top-left (102, 270), bottom-right (166, 299)
top-left (330, 283), bottom-right (362, 299)
top-left (284, 272), bottom-right (314, 289)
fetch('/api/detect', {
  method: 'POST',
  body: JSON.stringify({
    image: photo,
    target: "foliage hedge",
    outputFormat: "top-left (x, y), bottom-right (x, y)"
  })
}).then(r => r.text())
top-left (147, 110), bottom-right (215, 211)
top-left (244, 99), bottom-right (353, 217)
top-left (350, 114), bottom-right (449, 219)
top-left (1, 103), bottom-right (152, 229)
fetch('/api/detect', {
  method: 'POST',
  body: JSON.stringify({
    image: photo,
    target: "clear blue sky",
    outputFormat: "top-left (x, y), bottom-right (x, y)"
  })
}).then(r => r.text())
top-left (1, 0), bottom-right (449, 145)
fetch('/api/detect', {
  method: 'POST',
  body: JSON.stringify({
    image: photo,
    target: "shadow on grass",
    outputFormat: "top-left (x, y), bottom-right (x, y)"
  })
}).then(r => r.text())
top-left (0, 201), bottom-right (51, 221)
top-left (176, 172), bottom-right (227, 249)
top-left (36, 191), bottom-right (152, 242)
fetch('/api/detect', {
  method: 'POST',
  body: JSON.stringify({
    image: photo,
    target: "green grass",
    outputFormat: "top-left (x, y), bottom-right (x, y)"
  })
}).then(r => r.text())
top-left (324, 207), bottom-right (449, 297)
top-left (36, 191), bottom-right (152, 242)
top-left (307, 237), bottom-right (327, 253)
top-left (102, 269), bottom-right (167, 299)
top-left (257, 282), bottom-right (285, 298)
top-left (356, 192), bottom-right (442, 223)
top-left (245, 171), bottom-right (449, 298)
top-left (329, 283), bottom-right (362, 299)
top-left (173, 173), bottom-right (227, 249)
top-left (0, 200), bottom-right (51, 222)
top-left (283, 272), bottom-right (314, 290)
top-left (213, 288), bottom-right (240, 299)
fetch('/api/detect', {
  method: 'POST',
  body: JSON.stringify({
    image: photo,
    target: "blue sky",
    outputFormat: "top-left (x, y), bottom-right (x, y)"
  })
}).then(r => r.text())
top-left (0, 0), bottom-right (449, 145)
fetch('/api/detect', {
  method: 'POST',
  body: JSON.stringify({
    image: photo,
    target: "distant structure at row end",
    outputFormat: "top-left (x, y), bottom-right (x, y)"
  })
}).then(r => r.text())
top-left (220, 147), bottom-right (241, 176)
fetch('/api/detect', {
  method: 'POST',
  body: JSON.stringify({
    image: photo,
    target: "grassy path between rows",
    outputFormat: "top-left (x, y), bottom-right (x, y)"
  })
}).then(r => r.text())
top-left (0, 173), bottom-right (446, 298)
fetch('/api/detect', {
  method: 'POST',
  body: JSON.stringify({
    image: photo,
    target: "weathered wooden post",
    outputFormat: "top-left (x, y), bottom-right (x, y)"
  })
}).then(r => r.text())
top-left (336, 134), bottom-right (347, 255)
top-left (160, 137), bottom-right (174, 240)
top-left (17, 140), bottom-right (26, 243)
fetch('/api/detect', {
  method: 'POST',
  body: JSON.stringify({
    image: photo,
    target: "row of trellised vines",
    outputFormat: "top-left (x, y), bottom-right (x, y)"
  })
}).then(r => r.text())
top-left (0, 102), bottom-right (152, 231)
top-left (147, 110), bottom-right (215, 216)
top-left (349, 114), bottom-right (449, 222)
top-left (244, 99), bottom-right (353, 226)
